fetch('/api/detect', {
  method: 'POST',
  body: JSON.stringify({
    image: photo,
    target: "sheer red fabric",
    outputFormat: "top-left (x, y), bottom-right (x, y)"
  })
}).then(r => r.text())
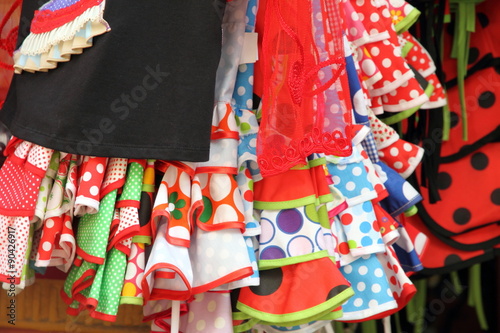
top-left (257, 0), bottom-right (352, 177)
top-left (0, 0), bottom-right (21, 107)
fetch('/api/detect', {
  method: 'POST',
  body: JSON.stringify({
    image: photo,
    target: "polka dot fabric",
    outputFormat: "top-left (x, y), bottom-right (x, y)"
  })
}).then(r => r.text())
top-left (72, 159), bottom-right (127, 264)
top-left (143, 218), bottom-right (252, 304)
top-left (191, 172), bottom-right (246, 232)
top-left (367, 107), bottom-right (424, 179)
top-left (363, 40), bottom-right (413, 98)
top-left (406, 213), bottom-right (489, 274)
top-left (377, 160), bottom-right (422, 217)
top-left (214, 235), bottom-right (260, 290)
top-left (372, 203), bottom-right (400, 246)
top-left (349, 0), bottom-right (391, 44)
top-left (327, 158), bottom-right (377, 206)
top-left (143, 297), bottom-right (186, 326)
top-left (402, 32), bottom-right (436, 78)
top-left (100, 158), bottom-right (128, 195)
top-left (374, 247), bottom-right (416, 314)
top-left (0, 140), bottom-right (53, 284)
top-left (61, 257), bottom-right (97, 306)
top-left (378, 138), bottom-right (424, 179)
top-left (412, 0), bottom-right (500, 251)
top-left (235, 108), bottom-right (261, 237)
top-left (336, 201), bottom-right (385, 258)
top-left (75, 189), bottom-right (118, 265)
top-left (188, 225), bottom-right (253, 295)
top-left (343, 0), bottom-right (439, 130)
top-left (109, 161), bottom-right (144, 254)
top-left (141, 4), bottom-right (257, 329)
top-left (370, 95), bottom-right (384, 115)
top-left (355, 46), bottom-right (383, 89)
top-left (36, 153), bottom-right (74, 268)
top-left (418, 144), bottom-right (500, 240)
top-left (134, 159), bottom-right (155, 243)
top-left (420, 71), bottom-right (447, 109)
top-left (360, 146), bottom-right (388, 201)
top-left (74, 157), bottom-right (108, 216)
top-left (380, 74), bottom-right (429, 113)
top-left (258, 205), bottom-right (328, 268)
top-left (0, 139), bottom-right (53, 216)
top-left (163, 292), bottom-right (234, 333)
top-left (369, 110), bottom-right (399, 149)
top-left (32, 152), bottom-right (59, 226)
top-left (236, 257), bottom-right (354, 326)
top-left (87, 248), bottom-right (128, 321)
top-left (338, 254), bottom-right (397, 321)
top-left (386, 0), bottom-right (420, 34)
top-left (392, 223), bottom-right (423, 273)
top-left (152, 164), bottom-right (191, 247)
top-left (343, 0), bottom-right (370, 47)
top-left (0, 216), bottom-right (30, 284)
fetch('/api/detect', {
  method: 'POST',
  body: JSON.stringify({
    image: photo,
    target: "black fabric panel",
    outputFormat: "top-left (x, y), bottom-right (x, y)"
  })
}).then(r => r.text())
top-left (1, 0), bottom-right (224, 161)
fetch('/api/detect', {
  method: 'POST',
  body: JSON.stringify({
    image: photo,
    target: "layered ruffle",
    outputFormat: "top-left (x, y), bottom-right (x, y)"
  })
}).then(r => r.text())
top-left (14, 0), bottom-right (110, 73)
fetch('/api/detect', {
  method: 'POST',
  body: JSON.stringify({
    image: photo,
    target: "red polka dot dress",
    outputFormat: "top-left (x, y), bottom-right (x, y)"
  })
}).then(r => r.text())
top-left (0, 138), bottom-right (53, 284)
top-left (344, 0), bottom-right (439, 126)
top-left (402, 31), bottom-right (447, 109)
top-left (74, 156), bottom-right (109, 216)
top-left (35, 153), bottom-right (79, 272)
top-left (368, 108), bottom-right (424, 179)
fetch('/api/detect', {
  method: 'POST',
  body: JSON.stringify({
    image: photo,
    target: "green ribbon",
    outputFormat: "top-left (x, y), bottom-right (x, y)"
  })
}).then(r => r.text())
top-left (468, 264), bottom-right (489, 330)
top-left (449, 0), bottom-right (484, 141)
top-left (414, 279), bottom-right (428, 333)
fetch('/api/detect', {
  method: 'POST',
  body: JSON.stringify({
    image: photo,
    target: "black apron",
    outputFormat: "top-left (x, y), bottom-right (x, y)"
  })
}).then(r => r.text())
top-left (1, 0), bottom-right (224, 161)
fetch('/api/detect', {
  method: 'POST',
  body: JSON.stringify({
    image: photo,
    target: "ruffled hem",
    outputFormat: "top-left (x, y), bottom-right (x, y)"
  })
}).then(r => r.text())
top-left (420, 98), bottom-right (448, 109)
top-left (237, 257), bottom-right (354, 326)
top-left (339, 300), bottom-right (398, 321)
top-left (381, 84), bottom-right (430, 112)
top-left (380, 83), bottom-right (434, 125)
top-left (14, 2), bottom-right (110, 73)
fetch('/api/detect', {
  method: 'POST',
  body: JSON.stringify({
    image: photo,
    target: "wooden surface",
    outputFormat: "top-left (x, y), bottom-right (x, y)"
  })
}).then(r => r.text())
top-left (0, 279), bottom-right (150, 333)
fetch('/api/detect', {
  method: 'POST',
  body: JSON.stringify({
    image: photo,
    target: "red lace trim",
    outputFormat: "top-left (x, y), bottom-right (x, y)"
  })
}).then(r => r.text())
top-left (257, 0), bottom-right (353, 177)
top-left (258, 128), bottom-right (352, 177)
top-left (31, 0), bottom-right (104, 34)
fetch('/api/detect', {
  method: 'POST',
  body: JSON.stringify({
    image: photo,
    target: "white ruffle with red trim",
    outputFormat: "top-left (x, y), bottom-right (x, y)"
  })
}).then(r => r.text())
top-left (13, 1), bottom-right (109, 73)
